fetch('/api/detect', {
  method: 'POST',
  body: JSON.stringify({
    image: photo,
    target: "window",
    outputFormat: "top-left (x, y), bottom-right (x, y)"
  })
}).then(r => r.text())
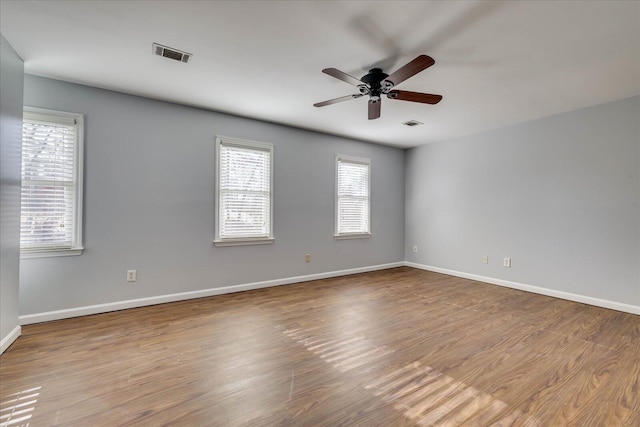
top-left (21, 107), bottom-right (84, 257)
top-left (335, 155), bottom-right (371, 238)
top-left (215, 136), bottom-right (274, 246)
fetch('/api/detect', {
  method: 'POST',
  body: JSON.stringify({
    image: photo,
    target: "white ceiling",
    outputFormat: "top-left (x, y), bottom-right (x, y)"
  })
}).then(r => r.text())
top-left (1, 1), bottom-right (639, 148)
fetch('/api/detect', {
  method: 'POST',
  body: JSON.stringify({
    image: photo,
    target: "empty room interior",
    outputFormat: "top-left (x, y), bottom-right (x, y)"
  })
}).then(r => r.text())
top-left (1, 1), bottom-right (639, 426)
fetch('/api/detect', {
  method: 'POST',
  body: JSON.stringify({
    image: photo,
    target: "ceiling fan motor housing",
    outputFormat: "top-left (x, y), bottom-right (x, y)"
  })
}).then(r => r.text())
top-left (361, 68), bottom-right (389, 97)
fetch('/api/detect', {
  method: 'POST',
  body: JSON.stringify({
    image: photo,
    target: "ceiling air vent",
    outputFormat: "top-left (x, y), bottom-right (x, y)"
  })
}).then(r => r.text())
top-left (402, 120), bottom-right (423, 127)
top-left (152, 43), bottom-right (192, 63)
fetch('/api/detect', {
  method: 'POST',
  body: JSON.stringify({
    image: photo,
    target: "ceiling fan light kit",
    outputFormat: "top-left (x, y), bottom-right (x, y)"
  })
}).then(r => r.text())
top-left (314, 55), bottom-right (442, 120)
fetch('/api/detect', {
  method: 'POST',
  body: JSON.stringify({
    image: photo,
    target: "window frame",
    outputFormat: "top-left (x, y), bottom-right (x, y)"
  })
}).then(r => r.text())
top-left (20, 106), bottom-right (84, 258)
top-left (214, 135), bottom-right (274, 247)
top-left (334, 154), bottom-right (371, 240)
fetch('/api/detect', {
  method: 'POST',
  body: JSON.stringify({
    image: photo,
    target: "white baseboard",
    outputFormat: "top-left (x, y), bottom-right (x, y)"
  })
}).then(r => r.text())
top-left (0, 325), bottom-right (21, 355)
top-left (405, 262), bottom-right (640, 315)
top-left (18, 261), bottom-right (637, 325)
top-left (19, 262), bottom-right (405, 325)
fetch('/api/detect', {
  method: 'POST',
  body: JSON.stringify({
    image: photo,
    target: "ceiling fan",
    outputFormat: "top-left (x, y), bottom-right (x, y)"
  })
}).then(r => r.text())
top-left (314, 55), bottom-right (442, 120)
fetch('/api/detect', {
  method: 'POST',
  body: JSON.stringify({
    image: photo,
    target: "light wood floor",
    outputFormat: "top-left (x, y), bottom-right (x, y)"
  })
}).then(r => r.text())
top-left (1, 267), bottom-right (638, 426)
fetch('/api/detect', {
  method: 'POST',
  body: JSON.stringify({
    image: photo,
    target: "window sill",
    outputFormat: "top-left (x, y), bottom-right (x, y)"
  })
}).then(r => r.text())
top-left (21, 247), bottom-right (84, 259)
top-left (214, 238), bottom-right (274, 247)
top-left (334, 233), bottom-right (371, 240)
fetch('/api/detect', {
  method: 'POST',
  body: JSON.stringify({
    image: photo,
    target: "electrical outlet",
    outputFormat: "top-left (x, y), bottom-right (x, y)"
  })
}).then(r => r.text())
top-left (127, 270), bottom-right (137, 282)
top-left (482, 255), bottom-right (488, 264)
top-left (305, 254), bottom-right (311, 263)
top-left (412, 245), bottom-right (418, 253)
top-left (503, 258), bottom-right (511, 268)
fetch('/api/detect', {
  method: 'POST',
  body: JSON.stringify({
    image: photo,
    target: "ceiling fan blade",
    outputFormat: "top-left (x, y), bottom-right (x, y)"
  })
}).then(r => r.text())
top-left (383, 55), bottom-right (435, 87)
top-left (368, 99), bottom-right (381, 120)
top-left (350, 14), bottom-right (401, 72)
top-left (387, 90), bottom-right (442, 104)
top-left (322, 68), bottom-right (363, 86)
top-left (313, 94), bottom-right (363, 107)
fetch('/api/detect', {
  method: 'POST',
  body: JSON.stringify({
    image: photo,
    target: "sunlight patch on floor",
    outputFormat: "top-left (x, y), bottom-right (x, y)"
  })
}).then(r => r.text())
top-left (283, 327), bottom-right (533, 426)
top-left (0, 386), bottom-right (41, 427)
top-left (283, 328), bottom-right (393, 373)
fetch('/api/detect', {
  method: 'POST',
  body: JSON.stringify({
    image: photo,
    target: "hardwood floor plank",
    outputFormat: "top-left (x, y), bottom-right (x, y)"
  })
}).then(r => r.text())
top-left (1, 267), bottom-right (638, 426)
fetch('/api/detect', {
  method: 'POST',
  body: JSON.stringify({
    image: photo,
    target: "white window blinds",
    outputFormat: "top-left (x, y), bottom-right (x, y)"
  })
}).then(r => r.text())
top-left (21, 109), bottom-right (83, 254)
top-left (216, 137), bottom-right (273, 244)
top-left (336, 155), bottom-right (371, 236)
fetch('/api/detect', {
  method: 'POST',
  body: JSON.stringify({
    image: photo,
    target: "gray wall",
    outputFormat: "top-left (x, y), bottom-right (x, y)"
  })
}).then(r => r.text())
top-left (406, 96), bottom-right (640, 307)
top-left (0, 35), bottom-right (24, 349)
top-left (20, 75), bottom-right (405, 316)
